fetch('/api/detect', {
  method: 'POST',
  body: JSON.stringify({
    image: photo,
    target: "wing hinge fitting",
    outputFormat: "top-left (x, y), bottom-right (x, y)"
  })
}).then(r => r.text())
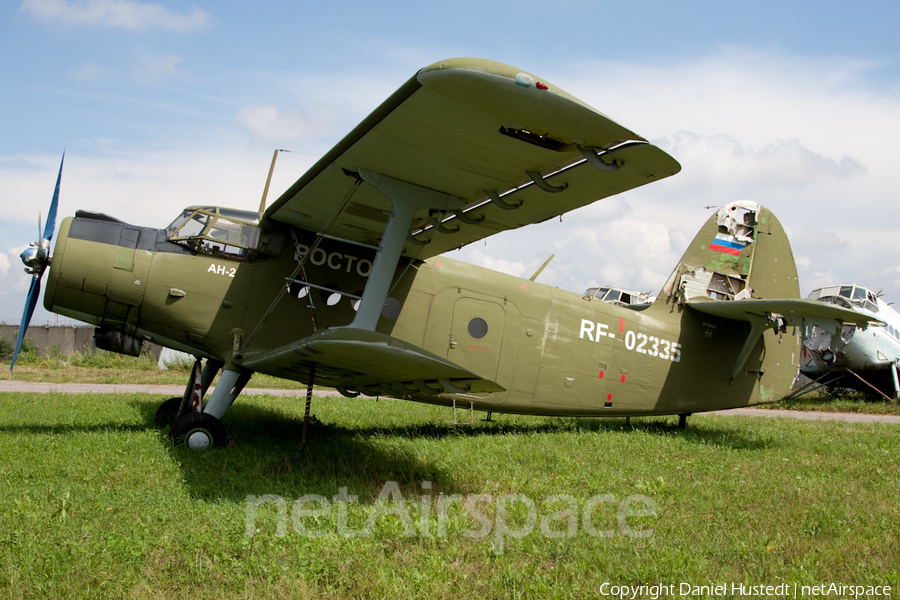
top-left (426, 214), bottom-right (460, 234)
top-left (486, 190), bottom-right (523, 210)
top-left (527, 170), bottom-right (568, 193)
top-left (579, 146), bottom-right (622, 172)
top-left (453, 209), bottom-right (484, 224)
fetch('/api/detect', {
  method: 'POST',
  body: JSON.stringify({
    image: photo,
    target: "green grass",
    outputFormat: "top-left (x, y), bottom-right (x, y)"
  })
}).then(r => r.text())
top-left (0, 392), bottom-right (897, 599)
top-left (3, 356), bottom-right (314, 389)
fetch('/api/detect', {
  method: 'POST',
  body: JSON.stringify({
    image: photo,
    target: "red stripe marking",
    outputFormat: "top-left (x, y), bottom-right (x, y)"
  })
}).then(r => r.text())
top-left (607, 393), bottom-right (612, 402)
top-left (619, 318), bottom-right (625, 333)
top-left (620, 374), bottom-right (626, 383)
top-left (598, 370), bottom-right (604, 379)
top-left (467, 345), bottom-right (487, 351)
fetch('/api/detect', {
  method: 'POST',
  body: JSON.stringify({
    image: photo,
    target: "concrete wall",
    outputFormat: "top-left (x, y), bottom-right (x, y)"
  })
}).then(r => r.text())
top-left (0, 325), bottom-right (162, 360)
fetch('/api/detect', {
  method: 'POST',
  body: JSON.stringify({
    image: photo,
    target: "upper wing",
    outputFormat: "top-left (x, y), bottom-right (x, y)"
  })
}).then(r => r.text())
top-left (262, 57), bottom-right (681, 259)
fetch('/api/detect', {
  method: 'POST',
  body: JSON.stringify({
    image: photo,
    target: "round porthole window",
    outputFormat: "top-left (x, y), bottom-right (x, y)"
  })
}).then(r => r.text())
top-left (468, 317), bottom-right (488, 339)
top-left (287, 282), bottom-right (308, 299)
top-left (319, 284), bottom-right (341, 306)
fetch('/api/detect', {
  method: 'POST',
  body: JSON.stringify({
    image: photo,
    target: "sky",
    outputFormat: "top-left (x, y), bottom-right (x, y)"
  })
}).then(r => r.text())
top-left (3, 0), bottom-right (900, 327)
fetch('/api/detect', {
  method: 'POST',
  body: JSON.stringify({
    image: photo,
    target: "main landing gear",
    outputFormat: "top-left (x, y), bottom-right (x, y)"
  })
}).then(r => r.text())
top-left (155, 358), bottom-right (251, 450)
top-left (171, 412), bottom-right (228, 450)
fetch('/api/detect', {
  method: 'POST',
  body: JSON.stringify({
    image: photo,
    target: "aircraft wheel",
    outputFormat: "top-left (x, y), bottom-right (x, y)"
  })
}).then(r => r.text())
top-left (154, 397), bottom-right (184, 427)
top-left (171, 412), bottom-right (228, 450)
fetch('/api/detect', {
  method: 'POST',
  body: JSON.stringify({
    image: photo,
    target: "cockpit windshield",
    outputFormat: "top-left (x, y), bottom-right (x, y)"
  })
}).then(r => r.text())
top-left (166, 206), bottom-right (262, 259)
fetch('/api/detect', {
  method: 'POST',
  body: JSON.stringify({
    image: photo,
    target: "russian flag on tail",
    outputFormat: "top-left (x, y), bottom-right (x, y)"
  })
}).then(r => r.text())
top-left (710, 233), bottom-right (745, 255)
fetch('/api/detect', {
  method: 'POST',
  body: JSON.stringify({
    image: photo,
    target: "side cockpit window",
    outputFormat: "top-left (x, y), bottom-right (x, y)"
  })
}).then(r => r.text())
top-left (166, 206), bottom-right (262, 259)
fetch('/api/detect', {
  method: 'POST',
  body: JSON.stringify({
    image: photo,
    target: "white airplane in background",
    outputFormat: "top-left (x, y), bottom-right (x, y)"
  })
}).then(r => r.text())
top-left (800, 284), bottom-right (900, 400)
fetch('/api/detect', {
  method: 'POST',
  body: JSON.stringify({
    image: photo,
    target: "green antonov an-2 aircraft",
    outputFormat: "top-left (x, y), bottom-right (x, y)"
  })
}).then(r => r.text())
top-left (12, 58), bottom-right (879, 449)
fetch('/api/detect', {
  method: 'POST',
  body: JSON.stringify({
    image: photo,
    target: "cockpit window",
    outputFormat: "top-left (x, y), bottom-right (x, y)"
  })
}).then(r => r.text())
top-left (809, 285), bottom-right (879, 314)
top-left (176, 212), bottom-right (211, 238)
top-left (166, 206), bottom-right (262, 259)
top-left (583, 285), bottom-right (653, 307)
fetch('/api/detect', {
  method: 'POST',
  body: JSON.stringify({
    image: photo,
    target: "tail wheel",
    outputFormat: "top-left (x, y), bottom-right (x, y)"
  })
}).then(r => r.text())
top-left (171, 412), bottom-right (227, 450)
top-left (154, 397), bottom-right (184, 427)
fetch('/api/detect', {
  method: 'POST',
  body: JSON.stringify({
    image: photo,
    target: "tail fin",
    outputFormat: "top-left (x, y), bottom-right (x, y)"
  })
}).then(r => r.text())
top-left (657, 201), bottom-right (877, 381)
top-left (658, 200), bottom-right (800, 306)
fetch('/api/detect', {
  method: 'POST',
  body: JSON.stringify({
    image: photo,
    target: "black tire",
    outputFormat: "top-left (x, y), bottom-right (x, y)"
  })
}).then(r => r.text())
top-left (170, 412), bottom-right (228, 450)
top-left (154, 397), bottom-right (184, 428)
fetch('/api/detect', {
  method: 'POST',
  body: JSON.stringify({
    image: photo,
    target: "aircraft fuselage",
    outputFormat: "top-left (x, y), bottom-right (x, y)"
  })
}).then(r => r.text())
top-left (44, 210), bottom-right (800, 417)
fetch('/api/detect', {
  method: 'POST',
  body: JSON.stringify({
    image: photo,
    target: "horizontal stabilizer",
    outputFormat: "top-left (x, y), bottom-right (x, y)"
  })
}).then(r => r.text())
top-left (687, 298), bottom-right (883, 328)
top-left (688, 298), bottom-right (883, 380)
top-left (240, 328), bottom-right (505, 397)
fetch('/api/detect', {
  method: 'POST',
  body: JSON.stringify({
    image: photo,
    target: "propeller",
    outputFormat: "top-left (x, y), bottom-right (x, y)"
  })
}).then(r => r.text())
top-left (10, 151), bottom-right (65, 372)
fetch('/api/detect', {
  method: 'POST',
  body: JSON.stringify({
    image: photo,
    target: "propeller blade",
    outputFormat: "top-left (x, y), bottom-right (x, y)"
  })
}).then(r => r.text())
top-left (43, 150), bottom-right (64, 242)
top-left (10, 276), bottom-right (42, 372)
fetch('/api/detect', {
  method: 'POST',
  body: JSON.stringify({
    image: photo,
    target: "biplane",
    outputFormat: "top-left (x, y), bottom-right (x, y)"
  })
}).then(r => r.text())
top-left (12, 58), bottom-right (878, 449)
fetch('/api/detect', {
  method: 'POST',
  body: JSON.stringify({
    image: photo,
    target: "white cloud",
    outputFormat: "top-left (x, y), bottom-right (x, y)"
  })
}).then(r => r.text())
top-left (3, 246), bottom-right (33, 296)
top-left (132, 54), bottom-right (184, 82)
top-left (237, 105), bottom-right (341, 142)
top-left (545, 50), bottom-right (900, 303)
top-left (0, 250), bottom-right (11, 277)
top-left (3, 47), bottom-right (900, 323)
top-left (69, 61), bottom-right (113, 81)
top-left (660, 131), bottom-right (865, 193)
top-left (461, 248), bottom-right (529, 279)
top-left (0, 146), bottom-right (319, 233)
top-left (18, 0), bottom-right (210, 32)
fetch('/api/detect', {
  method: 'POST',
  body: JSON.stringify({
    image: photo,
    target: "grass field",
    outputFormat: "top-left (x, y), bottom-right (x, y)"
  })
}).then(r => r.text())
top-left (0, 389), bottom-right (898, 599)
top-left (5, 351), bottom-right (900, 414)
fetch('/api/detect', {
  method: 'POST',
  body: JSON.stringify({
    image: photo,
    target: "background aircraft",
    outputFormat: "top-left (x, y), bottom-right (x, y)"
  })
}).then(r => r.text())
top-left (799, 284), bottom-right (900, 399)
top-left (11, 58), bottom-right (878, 449)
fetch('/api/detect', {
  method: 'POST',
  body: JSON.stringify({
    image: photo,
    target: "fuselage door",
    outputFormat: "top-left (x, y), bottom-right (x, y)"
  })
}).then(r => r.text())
top-left (447, 298), bottom-right (506, 381)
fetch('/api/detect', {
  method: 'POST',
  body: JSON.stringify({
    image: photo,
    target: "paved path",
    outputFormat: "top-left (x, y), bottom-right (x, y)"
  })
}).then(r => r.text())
top-left (3, 381), bottom-right (899, 424)
top-left (713, 407), bottom-right (900, 424)
top-left (0, 381), bottom-right (325, 397)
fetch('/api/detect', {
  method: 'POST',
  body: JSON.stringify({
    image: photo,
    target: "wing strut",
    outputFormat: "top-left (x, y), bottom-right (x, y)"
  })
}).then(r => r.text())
top-left (349, 168), bottom-right (465, 330)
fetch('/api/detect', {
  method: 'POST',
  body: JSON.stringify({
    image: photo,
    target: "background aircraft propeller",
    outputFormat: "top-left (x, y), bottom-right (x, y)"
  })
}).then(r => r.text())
top-left (10, 151), bottom-right (65, 372)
